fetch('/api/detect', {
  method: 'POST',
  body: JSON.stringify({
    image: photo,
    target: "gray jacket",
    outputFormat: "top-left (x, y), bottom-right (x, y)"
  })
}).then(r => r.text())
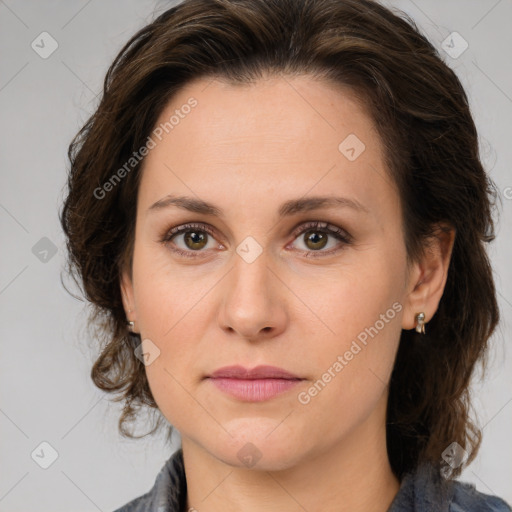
top-left (113, 448), bottom-right (512, 512)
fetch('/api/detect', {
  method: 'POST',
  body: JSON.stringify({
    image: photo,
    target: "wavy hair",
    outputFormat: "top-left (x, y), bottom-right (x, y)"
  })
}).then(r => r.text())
top-left (59, 0), bottom-right (500, 480)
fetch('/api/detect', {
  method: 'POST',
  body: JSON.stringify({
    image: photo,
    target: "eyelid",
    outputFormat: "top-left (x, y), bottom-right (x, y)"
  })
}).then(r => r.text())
top-left (289, 220), bottom-right (352, 243)
top-left (160, 222), bottom-right (224, 247)
top-left (162, 222), bottom-right (218, 240)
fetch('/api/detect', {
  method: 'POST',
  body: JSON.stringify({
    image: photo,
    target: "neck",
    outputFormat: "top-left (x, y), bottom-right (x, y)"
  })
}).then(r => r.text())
top-left (182, 396), bottom-right (400, 512)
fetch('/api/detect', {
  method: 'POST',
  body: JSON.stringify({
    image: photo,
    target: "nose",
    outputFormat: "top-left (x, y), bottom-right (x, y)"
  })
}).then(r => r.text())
top-left (218, 249), bottom-right (288, 342)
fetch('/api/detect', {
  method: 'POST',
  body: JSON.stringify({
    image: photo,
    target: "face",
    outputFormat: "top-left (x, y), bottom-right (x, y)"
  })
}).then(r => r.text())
top-left (121, 74), bottom-right (414, 470)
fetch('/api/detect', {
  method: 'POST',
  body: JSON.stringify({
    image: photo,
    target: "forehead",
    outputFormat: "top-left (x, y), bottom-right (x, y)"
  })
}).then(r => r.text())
top-left (151, 74), bottom-right (378, 160)
top-left (137, 75), bottom-right (396, 224)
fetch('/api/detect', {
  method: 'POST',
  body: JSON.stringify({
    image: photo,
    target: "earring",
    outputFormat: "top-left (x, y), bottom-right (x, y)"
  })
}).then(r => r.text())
top-left (415, 312), bottom-right (426, 334)
top-left (126, 308), bottom-right (135, 333)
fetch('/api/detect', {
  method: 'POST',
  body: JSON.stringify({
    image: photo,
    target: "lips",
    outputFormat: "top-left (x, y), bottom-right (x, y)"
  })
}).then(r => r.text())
top-left (208, 365), bottom-right (301, 380)
top-left (207, 365), bottom-right (303, 402)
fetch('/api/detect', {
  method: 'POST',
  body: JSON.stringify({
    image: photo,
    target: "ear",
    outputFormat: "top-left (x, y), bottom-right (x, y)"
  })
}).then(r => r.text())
top-left (120, 266), bottom-right (137, 329)
top-left (401, 223), bottom-right (456, 331)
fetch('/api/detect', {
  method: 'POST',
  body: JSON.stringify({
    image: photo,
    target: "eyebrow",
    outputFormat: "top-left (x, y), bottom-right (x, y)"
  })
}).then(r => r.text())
top-left (147, 194), bottom-right (369, 218)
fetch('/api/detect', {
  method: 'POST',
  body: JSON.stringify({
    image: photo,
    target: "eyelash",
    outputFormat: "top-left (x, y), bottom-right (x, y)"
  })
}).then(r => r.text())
top-left (159, 221), bottom-right (353, 259)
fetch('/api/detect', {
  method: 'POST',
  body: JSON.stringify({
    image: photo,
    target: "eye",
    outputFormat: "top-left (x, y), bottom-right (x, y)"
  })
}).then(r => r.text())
top-left (288, 221), bottom-right (352, 258)
top-left (159, 223), bottom-right (222, 258)
top-left (159, 220), bottom-right (352, 259)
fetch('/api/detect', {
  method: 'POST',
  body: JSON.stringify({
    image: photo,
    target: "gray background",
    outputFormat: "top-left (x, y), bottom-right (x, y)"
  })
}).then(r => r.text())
top-left (1, 0), bottom-right (511, 510)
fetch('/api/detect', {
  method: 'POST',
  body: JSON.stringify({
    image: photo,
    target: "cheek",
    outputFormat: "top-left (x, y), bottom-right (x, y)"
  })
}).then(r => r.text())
top-left (139, 306), bottom-right (209, 434)
top-left (131, 250), bottom-right (218, 423)
top-left (307, 255), bottom-right (404, 344)
top-left (297, 303), bottom-right (402, 445)
top-left (299, 251), bottom-right (404, 408)
top-left (132, 242), bottom-right (209, 338)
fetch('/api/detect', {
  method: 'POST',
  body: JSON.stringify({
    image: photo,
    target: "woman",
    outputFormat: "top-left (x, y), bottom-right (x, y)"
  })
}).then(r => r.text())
top-left (59, 0), bottom-right (511, 510)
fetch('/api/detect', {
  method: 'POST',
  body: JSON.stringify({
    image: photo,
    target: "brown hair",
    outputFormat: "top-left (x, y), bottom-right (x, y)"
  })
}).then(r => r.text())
top-left (59, 0), bottom-right (500, 480)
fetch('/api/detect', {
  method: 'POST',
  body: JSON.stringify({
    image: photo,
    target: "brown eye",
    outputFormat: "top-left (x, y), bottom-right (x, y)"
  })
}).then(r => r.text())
top-left (289, 221), bottom-right (352, 258)
top-left (303, 230), bottom-right (329, 250)
top-left (183, 230), bottom-right (208, 250)
top-left (160, 222), bottom-right (219, 258)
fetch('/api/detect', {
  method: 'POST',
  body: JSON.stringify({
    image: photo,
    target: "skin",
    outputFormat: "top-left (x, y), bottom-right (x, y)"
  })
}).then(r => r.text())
top-left (120, 74), bottom-right (455, 512)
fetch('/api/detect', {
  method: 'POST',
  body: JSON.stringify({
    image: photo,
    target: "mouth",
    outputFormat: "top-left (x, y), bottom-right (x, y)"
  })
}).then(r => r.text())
top-left (206, 365), bottom-right (304, 402)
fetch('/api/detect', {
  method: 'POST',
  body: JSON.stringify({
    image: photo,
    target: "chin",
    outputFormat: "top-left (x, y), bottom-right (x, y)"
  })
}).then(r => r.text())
top-left (205, 416), bottom-right (308, 471)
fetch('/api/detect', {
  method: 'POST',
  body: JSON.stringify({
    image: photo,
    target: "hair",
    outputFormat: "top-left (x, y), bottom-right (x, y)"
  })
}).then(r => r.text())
top-left (59, 0), bottom-right (501, 480)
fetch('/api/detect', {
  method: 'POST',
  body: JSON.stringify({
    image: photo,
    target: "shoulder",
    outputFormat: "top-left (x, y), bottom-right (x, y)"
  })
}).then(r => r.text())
top-left (388, 462), bottom-right (511, 512)
top-left (450, 479), bottom-right (512, 512)
top-left (112, 449), bottom-right (186, 512)
top-left (113, 492), bottom-right (152, 512)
